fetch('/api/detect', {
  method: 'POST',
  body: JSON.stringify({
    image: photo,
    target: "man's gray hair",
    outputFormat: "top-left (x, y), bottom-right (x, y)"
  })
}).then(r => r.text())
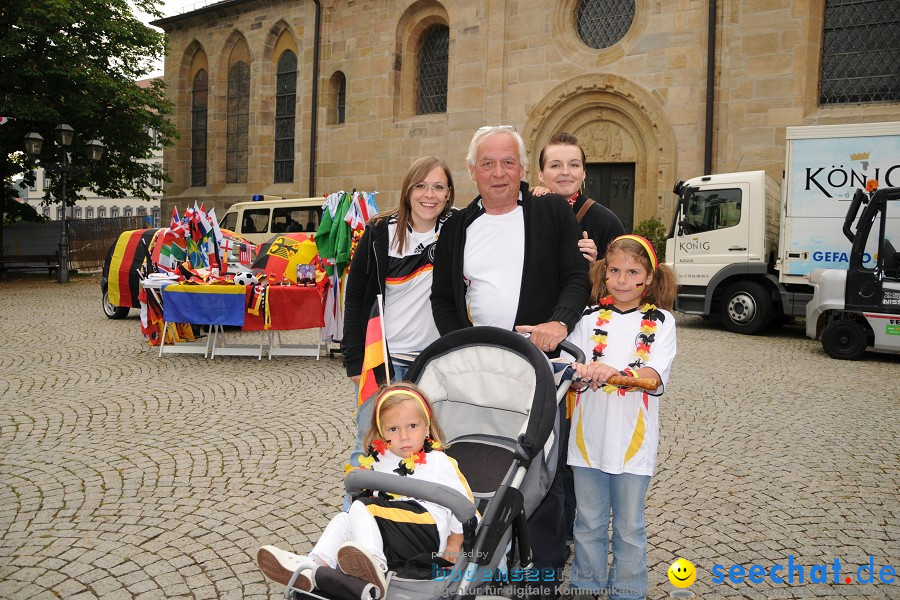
top-left (466, 126), bottom-right (529, 170)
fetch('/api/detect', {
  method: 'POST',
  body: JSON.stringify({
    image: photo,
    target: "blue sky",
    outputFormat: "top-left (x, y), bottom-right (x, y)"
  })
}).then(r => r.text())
top-left (131, 0), bottom-right (209, 77)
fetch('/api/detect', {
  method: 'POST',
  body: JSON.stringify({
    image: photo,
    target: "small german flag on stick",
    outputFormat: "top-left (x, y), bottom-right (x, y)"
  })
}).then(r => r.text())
top-left (357, 294), bottom-right (390, 407)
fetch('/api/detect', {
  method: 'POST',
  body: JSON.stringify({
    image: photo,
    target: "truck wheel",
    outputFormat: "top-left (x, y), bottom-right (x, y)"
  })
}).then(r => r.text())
top-left (103, 290), bottom-right (130, 319)
top-left (719, 281), bottom-right (772, 334)
top-left (821, 319), bottom-right (868, 360)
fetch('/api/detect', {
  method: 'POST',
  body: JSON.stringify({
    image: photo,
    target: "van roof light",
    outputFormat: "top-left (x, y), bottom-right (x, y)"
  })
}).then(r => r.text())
top-left (252, 194), bottom-right (263, 201)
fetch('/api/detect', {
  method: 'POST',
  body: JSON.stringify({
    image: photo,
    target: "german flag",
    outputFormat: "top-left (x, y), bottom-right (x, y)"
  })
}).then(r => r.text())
top-left (357, 294), bottom-right (390, 407)
top-left (104, 229), bottom-right (158, 308)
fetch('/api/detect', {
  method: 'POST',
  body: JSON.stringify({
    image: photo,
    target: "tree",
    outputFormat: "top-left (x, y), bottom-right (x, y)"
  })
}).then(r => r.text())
top-left (632, 216), bottom-right (668, 262)
top-left (0, 0), bottom-right (176, 215)
top-left (2, 181), bottom-right (49, 225)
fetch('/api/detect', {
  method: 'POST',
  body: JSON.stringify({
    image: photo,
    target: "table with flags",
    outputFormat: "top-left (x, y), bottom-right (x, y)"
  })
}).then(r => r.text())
top-left (156, 279), bottom-right (330, 359)
top-left (240, 279), bottom-right (330, 359)
top-left (139, 192), bottom-right (379, 359)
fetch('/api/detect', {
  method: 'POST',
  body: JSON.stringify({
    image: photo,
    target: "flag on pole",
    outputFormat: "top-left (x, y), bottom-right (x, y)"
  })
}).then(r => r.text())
top-left (195, 202), bottom-right (211, 239)
top-left (344, 191), bottom-right (379, 231)
top-left (239, 242), bottom-right (253, 265)
top-left (219, 236), bottom-right (233, 272)
top-left (357, 294), bottom-right (390, 407)
top-left (158, 232), bottom-right (187, 272)
top-left (0, 117), bottom-right (16, 125)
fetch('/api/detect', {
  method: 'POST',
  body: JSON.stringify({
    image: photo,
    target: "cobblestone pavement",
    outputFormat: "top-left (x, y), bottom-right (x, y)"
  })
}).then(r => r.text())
top-left (0, 275), bottom-right (897, 600)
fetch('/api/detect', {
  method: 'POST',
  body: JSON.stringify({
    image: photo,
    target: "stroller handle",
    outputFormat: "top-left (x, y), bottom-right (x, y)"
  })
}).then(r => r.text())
top-left (557, 339), bottom-right (585, 364)
top-left (555, 340), bottom-right (659, 391)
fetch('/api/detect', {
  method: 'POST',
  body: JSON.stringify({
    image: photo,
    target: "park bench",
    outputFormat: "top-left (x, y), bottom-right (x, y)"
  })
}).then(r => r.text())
top-left (0, 253), bottom-right (60, 276)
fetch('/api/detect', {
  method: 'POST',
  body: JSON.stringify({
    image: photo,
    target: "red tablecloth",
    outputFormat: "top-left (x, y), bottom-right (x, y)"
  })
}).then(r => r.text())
top-left (242, 281), bottom-right (328, 331)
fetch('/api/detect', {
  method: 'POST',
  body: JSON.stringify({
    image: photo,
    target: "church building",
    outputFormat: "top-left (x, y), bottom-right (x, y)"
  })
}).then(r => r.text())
top-left (153, 0), bottom-right (900, 230)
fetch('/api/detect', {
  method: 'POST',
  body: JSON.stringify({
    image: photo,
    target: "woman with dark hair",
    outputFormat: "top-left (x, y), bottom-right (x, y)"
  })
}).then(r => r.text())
top-left (536, 131), bottom-right (625, 262)
top-left (342, 156), bottom-right (455, 471)
top-left (534, 132), bottom-right (626, 548)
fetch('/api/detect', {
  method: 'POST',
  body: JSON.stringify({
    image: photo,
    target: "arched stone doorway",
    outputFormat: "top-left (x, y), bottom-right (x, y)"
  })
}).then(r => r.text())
top-left (523, 74), bottom-right (677, 228)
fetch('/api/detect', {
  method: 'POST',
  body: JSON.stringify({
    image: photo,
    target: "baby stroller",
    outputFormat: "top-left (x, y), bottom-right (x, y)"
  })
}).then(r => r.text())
top-left (287, 326), bottom-right (585, 600)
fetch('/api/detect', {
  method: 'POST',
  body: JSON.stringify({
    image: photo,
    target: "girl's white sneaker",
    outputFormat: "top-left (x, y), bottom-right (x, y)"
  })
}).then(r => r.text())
top-left (336, 542), bottom-right (387, 599)
top-left (257, 545), bottom-right (313, 591)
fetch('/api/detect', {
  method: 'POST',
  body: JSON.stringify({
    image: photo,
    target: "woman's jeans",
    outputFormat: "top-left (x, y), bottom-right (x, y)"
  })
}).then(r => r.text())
top-left (343, 364), bottom-right (409, 511)
top-left (570, 467), bottom-right (651, 599)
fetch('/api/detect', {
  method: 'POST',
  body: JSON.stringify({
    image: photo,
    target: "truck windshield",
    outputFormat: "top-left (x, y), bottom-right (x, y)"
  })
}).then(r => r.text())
top-left (682, 187), bottom-right (742, 234)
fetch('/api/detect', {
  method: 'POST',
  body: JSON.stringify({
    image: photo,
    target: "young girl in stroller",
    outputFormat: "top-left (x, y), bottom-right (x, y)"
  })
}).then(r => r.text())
top-left (257, 383), bottom-right (475, 598)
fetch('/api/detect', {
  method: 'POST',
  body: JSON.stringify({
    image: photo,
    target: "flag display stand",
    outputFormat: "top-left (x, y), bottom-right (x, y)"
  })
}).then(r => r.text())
top-left (264, 329), bottom-right (327, 360)
top-left (152, 281), bottom-right (329, 360)
top-left (209, 325), bottom-right (267, 360)
top-left (157, 322), bottom-right (216, 358)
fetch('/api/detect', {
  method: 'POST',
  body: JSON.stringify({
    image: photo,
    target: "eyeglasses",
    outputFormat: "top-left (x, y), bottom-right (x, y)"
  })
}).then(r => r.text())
top-left (477, 125), bottom-right (517, 131)
top-left (412, 183), bottom-right (451, 195)
top-left (476, 158), bottom-right (520, 172)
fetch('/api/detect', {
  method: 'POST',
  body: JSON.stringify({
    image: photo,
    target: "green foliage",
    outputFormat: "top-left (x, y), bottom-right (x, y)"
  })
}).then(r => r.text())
top-left (632, 216), bottom-right (667, 262)
top-left (2, 182), bottom-right (49, 225)
top-left (0, 0), bottom-right (175, 209)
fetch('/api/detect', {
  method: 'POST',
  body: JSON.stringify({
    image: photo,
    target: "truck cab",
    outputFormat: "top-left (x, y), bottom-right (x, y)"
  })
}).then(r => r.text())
top-left (665, 171), bottom-right (782, 333)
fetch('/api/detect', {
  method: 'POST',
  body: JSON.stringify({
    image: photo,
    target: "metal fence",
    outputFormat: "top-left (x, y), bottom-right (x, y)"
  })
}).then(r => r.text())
top-left (1, 216), bottom-right (153, 272)
top-left (68, 216), bottom-right (154, 270)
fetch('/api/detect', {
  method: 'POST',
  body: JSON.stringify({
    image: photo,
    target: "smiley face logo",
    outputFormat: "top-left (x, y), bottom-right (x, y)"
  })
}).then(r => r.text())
top-left (667, 558), bottom-right (696, 588)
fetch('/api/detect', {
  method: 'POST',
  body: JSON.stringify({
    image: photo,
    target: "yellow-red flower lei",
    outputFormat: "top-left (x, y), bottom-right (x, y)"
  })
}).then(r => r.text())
top-left (590, 297), bottom-right (659, 395)
top-left (353, 436), bottom-right (443, 477)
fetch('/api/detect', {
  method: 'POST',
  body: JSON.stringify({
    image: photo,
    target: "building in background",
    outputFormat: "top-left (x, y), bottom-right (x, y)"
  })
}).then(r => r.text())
top-left (19, 77), bottom-right (163, 227)
top-left (152, 0), bottom-right (900, 229)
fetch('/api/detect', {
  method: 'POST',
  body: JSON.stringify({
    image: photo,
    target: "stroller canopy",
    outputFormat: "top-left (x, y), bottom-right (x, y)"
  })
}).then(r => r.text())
top-left (406, 326), bottom-right (558, 462)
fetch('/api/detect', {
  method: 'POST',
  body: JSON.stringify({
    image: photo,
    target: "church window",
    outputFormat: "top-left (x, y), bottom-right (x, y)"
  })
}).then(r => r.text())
top-left (191, 69), bottom-right (208, 187)
top-left (417, 25), bottom-right (449, 115)
top-left (575, 0), bottom-right (635, 50)
top-left (227, 60), bottom-right (250, 183)
top-left (819, 0), bottom-right (900, 104)
top-left (275, 50), bottom-right (297, 183)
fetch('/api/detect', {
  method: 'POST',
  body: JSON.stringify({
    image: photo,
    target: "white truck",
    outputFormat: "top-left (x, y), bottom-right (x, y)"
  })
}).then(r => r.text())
top-left (665, 121), bottom-right (900, 334)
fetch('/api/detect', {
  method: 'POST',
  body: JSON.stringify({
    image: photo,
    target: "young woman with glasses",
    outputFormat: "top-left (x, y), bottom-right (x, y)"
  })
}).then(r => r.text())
top-left (342, 156), bottom-right (456, 474)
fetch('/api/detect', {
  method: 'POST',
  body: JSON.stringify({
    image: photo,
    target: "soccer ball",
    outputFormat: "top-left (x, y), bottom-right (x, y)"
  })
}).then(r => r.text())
top-left (234, 271), bottom-right (258, 286)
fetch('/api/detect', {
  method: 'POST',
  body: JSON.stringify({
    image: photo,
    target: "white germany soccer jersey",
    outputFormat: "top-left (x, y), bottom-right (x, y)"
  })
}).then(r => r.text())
top-left (383, 218), bottom-right (443, 355)
top-left (563, 303), bottom-right (676, 476)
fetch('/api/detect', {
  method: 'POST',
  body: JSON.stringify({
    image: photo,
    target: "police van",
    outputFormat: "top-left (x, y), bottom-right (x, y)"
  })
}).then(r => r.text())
top-left (220, 195), bottom-right (323, 245)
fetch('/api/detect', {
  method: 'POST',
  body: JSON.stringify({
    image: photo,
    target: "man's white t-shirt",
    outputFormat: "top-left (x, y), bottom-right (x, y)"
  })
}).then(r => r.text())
top-left (463, 206), bottom-right (525, 329)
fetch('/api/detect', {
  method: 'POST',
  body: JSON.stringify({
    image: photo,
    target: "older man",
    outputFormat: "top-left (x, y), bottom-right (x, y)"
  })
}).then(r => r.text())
top-left (431, 126), bottom-right (588, 348)
top-left (431, 126), bottom-right (589, 594)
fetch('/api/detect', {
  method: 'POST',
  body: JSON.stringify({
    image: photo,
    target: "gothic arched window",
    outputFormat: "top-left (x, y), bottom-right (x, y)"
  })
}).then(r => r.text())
top-left (227, 60), bottom-right (250, 183)
top-left (191, 69), bottom-right (208, 187)
top-left (275, 50), bottom-right (297, 183)
top-left (416, 26), bottom-right (449, 115)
